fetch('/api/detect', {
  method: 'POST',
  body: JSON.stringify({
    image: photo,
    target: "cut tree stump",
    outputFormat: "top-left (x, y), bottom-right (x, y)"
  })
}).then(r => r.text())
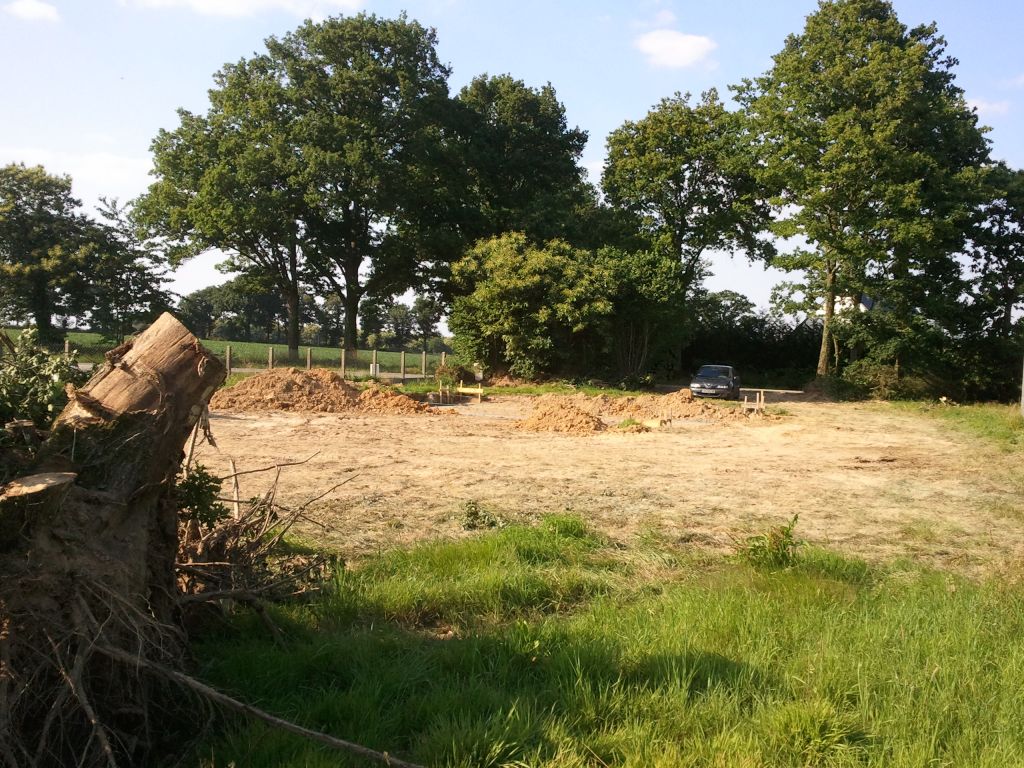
top-left (0, 312), bottom-right (226, 766)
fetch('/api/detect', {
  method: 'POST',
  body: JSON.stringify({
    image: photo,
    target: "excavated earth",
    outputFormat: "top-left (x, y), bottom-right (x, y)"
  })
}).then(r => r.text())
top-left (197, 390), bottom-right (1024, 577)
top-left (211, 368), bottom-right (430, 415)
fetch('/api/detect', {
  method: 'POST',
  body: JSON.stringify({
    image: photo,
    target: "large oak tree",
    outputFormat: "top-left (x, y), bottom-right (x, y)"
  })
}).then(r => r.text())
top-left (138, 13), bottom-right (451, 355)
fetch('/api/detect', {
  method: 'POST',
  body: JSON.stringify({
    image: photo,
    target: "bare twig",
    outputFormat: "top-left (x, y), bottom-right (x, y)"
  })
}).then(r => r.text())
top-left (217, 452), bottom-right (320, 483)
top-left (96, 647), bottom-right (425, 768)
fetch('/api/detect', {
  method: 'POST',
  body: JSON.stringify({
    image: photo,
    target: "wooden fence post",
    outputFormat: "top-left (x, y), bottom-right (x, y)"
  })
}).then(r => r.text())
top-left (63, 339), bottom-right (69, 355)
top-left (421, 350), bottom-right (427, 376)
top-left (225, 345), bottom-right (232, 377)
top-left (340, 348), bottom-right (346, 379)
top-left (400, 351), bottom-right (406, 384)
top-left (306, 347), bottom-right (312, 370)
top-left (268, 346), bottom-right (274, 370)
top-left (371, 349), bottom-right (378, 378)
top-left (441, 351), bottom-right (447, 367)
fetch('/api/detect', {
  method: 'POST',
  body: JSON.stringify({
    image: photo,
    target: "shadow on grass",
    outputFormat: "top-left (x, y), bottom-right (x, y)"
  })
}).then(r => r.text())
top-left (193, 619), bottom-right (768, 768)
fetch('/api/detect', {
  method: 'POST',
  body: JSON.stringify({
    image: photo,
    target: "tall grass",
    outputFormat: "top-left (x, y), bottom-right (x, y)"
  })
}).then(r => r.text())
top-left (192, 517), bottom-right (1024, 767)
top-left (895, 401), bottom-right (1024, 452)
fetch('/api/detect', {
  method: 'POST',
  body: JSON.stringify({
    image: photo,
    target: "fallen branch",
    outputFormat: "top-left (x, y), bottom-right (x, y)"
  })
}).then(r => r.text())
top-left (216, 452), bottom-right (320, 483)
top-left (98, 646), bottom-right (425, 768)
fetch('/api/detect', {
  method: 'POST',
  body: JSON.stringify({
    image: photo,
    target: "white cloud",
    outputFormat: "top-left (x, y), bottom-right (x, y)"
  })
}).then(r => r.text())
top-left (634, 29), bottom-right (717, 69)
top-left (119, 0), bottom-right (361, 19)
top-left (3, 0), bottom-right (60, 22)
top-left (968, 98), bottom-right (1011, 117)
top-left (0, 145), bottom-right (152, 210)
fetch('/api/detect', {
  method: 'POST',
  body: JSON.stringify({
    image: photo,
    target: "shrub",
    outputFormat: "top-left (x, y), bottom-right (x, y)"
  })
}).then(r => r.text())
top-left (176, 463), bottom-right (229, 529)
top-left (0, 329), bottom-right (86, 427)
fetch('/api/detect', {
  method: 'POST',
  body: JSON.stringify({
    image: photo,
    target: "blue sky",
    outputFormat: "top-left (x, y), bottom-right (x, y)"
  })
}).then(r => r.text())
top-left (2, 0), bottom-right (1022, 306)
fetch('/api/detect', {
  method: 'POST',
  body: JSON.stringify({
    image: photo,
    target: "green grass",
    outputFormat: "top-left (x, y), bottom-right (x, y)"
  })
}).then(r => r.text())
top-left (191, 517), bottom-right (1024, 767)
top-left (894, 401), bottom-right (1024, 452)
top-left (399, 379), bottom-right (652, 397)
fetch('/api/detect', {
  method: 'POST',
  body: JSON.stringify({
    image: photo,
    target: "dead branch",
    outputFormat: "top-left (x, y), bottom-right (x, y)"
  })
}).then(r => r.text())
top-left (96, 646), bottom-right (425, 768)
top-left (216, 452), bottom-right (320, 482)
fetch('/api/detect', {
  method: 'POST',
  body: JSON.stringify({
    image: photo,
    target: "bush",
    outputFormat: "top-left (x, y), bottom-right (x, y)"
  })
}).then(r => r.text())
top-left (176, 463), bottom-right (229, 529)
top-left (840, 360), bottom-right (936, 400)
top-left (0, 329), bottom-right (86, 427)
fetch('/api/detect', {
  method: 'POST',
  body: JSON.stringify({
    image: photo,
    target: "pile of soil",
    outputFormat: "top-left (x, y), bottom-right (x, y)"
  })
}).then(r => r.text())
top-left (524, 390), bottom-right (778, 430)
top-left (357, 384), bottom-right (431, 415)
top-left (516, 399), bottom-right (606, 434)
top-left (210, 369), bottom-right (429, 415)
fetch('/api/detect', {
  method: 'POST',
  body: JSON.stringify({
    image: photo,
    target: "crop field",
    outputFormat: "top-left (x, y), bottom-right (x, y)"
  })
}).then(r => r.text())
top-left (185, 387), bottom-right (1024, 766)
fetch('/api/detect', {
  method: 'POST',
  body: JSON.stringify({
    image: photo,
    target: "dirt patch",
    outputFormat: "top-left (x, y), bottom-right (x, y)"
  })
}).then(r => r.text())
top-left (211, 368), bottom-right (429, 415)
top-left (517, 399), bottom-right (606, 434)
top-left (193, 398), bottom-right (1024, 577)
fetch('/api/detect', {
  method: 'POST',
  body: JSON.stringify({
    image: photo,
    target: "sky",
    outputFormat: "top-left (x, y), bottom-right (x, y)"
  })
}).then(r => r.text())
top-left (2, 0), bottom-right (1023, 309)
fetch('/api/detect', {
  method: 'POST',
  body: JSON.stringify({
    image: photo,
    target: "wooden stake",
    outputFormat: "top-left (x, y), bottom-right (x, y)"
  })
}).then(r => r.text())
top-left (340, 348), bottom-right (346, 379)
top-left (229, 458), bottom-right (241, 520)
top-left (63, 339), bottom-right (70, 355)
top-left (268, 346), bottom-right (274, 370)
top-left (306, 347), bottom-right (312, 370)
top-left (225, 345), bottom-right (232, 377)
top-left (371, 349), bottom-right (378, 378)
top-left (441, 351), bottom-right (447, 367)
top-left (400, 351), bottom-right (406, 384)
top-left (421, 350), bottom-right (427, 376)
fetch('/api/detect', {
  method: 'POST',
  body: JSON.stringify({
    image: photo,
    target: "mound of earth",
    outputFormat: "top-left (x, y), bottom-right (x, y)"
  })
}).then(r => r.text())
top-left (211, 369), bottom-right (430, 415)
top-left (211, 368), bottom-right (359, 412)
top-left (528, 390), bottom-right (778, 427)
top-left (358, 384), bottom-right (431, 414)
top-left (516, 400), bottom-right (606, 434)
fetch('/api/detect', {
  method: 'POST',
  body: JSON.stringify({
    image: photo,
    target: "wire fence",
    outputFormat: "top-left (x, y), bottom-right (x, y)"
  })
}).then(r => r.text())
top-left (18, 331), bottom-right (448, 381)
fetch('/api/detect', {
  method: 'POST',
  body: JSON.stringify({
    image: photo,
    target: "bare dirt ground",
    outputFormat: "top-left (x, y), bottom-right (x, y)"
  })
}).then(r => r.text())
top-left (195, 396), bottom-right (1024, 576)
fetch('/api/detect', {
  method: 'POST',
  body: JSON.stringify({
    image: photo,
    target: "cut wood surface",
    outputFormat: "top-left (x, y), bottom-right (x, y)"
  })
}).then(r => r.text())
top-left (0, 472), bottom-right (76, 550)
top-left (0, 472), bottom-right (77, 499)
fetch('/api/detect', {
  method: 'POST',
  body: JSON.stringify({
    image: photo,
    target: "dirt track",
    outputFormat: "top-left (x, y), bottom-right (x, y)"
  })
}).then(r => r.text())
top-left (195, 397), bottom-right (1024, 575)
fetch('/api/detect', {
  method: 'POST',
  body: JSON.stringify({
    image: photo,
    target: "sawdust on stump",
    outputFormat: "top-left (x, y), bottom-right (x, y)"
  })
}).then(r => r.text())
top-left (516, 399), bottom-right (606, 434)
top-left (211, 368), bottom-right (429, 415)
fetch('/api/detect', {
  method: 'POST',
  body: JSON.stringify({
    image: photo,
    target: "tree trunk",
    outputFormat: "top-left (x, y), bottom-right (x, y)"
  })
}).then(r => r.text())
top-left (0, 312), bottom-right (225, 765)
top-left (285, 285), bottom-right (300, 362)
top-left (816, 269), bottom-right (836, 377)
top-left (30, 275), bottom-right (57, 346)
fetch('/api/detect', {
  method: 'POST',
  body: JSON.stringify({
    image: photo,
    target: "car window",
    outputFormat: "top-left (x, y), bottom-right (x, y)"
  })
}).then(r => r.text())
top-left (696, 365), bottom-right (731, 377)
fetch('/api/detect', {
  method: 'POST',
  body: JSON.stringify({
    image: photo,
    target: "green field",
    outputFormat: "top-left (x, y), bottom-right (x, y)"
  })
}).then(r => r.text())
top-left (9, 329), bottom-right (445, 374)
top-left (192, 516), bottom-right (1024, 767)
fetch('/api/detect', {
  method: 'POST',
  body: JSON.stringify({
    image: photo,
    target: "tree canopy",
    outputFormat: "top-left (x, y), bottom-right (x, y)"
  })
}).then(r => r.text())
top-left (0, 164), bottom-right (87, 342)
top-left (736, 0), bottom-right (989, 378)
top-left (603, 89), bottom-right (774, 286)
top-left (138, 13), bottom-right (451, 356)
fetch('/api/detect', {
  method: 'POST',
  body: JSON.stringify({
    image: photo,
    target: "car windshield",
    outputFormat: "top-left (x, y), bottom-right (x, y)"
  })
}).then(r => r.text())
top-left (695, 365), bottom-right (731, 379)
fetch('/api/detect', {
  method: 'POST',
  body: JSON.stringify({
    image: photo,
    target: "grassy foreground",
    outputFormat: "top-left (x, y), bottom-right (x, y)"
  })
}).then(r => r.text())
top-left (192, 517), bottom-right (1024, 767)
